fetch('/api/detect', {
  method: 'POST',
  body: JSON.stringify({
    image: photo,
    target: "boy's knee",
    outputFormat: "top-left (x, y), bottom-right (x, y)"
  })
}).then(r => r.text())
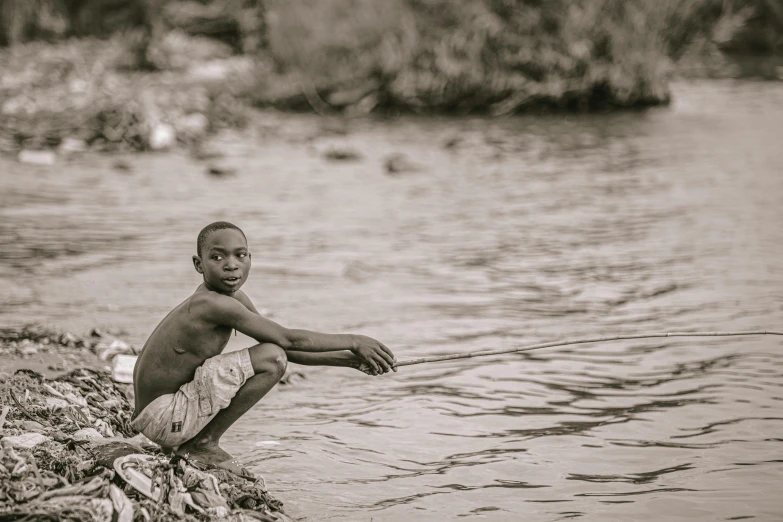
top-left (250, 343), bottom-right (287, 377)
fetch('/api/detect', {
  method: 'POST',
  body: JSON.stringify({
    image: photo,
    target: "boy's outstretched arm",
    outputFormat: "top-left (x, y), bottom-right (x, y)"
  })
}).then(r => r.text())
top-left (284, 350), bottom-right (386, 375)
top-left (200, 292), bottom-right (396, 374)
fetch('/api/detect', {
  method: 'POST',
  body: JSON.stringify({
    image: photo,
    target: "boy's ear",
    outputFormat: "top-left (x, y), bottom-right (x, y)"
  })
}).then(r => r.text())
top-left (192, 255), bottom-right (204, 274)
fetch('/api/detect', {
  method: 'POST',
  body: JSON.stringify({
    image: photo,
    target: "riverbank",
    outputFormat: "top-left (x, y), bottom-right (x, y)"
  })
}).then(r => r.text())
top-left (0, 325), bottom-right (293, 521)
top-left (2, 0), bottom-right (780, 156)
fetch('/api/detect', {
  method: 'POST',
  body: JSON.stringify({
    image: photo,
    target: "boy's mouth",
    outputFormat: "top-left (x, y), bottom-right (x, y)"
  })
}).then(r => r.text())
top-left (223, 276), bottom-right (241, 285)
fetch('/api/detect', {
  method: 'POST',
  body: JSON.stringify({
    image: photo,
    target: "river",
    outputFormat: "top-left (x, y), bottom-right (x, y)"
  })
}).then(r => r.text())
top-left (1, 79), bottom-right (782, 521)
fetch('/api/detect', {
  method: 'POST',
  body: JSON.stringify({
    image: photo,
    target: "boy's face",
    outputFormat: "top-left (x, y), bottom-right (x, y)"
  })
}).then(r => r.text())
top-left (193, 228), bottom-right (251, 295)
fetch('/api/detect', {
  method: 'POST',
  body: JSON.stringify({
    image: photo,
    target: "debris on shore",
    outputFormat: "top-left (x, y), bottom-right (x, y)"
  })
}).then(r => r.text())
top-left (0, 327), bottom-right (292, 521)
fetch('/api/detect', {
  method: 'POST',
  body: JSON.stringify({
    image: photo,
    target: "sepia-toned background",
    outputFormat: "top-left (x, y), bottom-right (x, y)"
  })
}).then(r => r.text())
top-left (1, 1), bottom-right (782, 520)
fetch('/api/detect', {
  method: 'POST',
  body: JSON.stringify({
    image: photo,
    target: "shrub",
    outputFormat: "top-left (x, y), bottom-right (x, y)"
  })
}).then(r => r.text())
top-left (258, 0), bottom-right (773, 113)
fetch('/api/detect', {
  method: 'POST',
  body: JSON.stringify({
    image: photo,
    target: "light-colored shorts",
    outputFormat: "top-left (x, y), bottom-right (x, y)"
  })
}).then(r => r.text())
top-left (130, 348), bottom-right (254, 447)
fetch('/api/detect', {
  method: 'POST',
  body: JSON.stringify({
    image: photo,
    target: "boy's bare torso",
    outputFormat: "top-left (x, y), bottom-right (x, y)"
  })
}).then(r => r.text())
top-left (132, 285), bottom-right (251, 418)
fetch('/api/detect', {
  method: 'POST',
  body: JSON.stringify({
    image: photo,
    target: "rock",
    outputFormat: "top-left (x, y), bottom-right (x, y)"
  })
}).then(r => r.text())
top-left (58, 137), bottom-right (88, 154)
top-left (20, 345), bottom-right (38, 356)
top-left (149, 124), bottom-right (177, 151)
top-left (187, 60), bottom-right (234, 82)
top-left (21, 421), bottom-right (45, 432)
top-left (112, 354), bottom-right (138, 384)
top-left (73, 428), bottom-right (104, 441)
top-left (2, 432), bottom-right (51, 449)
top-left (207, 164), bottom-right (237, 176)
top-left (59, 332), bottom-right (79, 346)
top-left (385, 153), bottom-right (423, 175)
top-left (112, 160), bottom-right (132, 172)
top-left (443, 135), bottom-right (462, 149)
top-left (18, 150), bottom-right (56, 166)
top-left (323, 147), bottom-right (362, 161)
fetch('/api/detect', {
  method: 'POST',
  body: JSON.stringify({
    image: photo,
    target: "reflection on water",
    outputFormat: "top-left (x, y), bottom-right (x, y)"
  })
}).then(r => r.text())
top-left (1, 80), bottom-right (783, 520)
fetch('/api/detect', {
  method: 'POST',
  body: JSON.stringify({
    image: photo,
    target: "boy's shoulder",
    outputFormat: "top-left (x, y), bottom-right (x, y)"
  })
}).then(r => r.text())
top-left (187, 287), bottom-right (249, 321)
top-left (189, 287), bottom-right (232, 309)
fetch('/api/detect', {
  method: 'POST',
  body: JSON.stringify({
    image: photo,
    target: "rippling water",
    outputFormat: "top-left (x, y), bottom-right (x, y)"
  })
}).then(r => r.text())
top-left (2, 80), bottom-right (783, 521)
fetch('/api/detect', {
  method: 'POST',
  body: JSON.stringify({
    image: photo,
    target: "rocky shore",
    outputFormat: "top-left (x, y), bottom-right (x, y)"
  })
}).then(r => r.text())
top-left (0, 326), bottom-right (293, 521)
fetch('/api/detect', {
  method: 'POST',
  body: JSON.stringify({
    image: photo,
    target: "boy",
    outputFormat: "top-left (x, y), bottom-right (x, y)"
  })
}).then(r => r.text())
top-left (131, 221), bottom-right (396, 476)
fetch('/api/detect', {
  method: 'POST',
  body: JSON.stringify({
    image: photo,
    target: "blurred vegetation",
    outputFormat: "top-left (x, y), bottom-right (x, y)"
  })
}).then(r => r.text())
top-left (0, 0), bottom-right (780, 152)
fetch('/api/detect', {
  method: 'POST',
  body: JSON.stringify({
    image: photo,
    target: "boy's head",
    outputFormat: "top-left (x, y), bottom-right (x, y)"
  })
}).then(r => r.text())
top-left (193, 221), bottom-right (250, 294)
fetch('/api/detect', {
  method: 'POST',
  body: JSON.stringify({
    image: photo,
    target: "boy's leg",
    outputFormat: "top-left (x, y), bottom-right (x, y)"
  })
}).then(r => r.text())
top-left (175, 343), bottom-right (287, 472)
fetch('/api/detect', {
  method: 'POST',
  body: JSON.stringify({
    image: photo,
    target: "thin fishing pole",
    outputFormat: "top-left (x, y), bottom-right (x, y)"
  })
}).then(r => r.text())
top-left (395, 330), bottom-right (783, 367)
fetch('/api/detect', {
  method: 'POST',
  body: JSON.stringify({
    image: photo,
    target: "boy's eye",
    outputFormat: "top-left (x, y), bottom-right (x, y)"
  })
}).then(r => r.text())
top-left (238, 253), bottom-right (247, 258)
top-left (212, 255), bottom-right (223, 260)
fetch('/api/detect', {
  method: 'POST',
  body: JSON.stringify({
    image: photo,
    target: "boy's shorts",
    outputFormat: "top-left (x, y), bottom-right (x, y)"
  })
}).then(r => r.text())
top-left (130, 348), bottom-right (254, 447)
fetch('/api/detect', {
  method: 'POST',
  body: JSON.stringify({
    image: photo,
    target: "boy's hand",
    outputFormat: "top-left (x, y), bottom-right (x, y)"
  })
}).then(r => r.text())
top-left (350, 335), bottom-right (396, 374)
top-left (354, 359), bottom-right (391, 376)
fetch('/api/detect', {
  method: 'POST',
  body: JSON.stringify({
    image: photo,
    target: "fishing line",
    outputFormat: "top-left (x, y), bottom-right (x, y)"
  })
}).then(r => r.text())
top-left (396, 330), bottom-right (783, 367)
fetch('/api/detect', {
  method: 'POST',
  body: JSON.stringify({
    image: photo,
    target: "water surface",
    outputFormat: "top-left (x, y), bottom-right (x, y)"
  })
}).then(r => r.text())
top-left (1, 80), bottom-right (782, 521)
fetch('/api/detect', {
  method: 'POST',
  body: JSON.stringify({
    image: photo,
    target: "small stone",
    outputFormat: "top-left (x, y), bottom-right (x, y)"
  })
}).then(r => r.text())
top-left (59, 332), bottom-right (78, 346)
top-left (149, 124), bottom-right (177, 150)
top-left (324, 147), bottom-right (362, 161)
top-left (385, 153), bottom-right (422, 175)
top-left (18, 150), bottom-right (56, 166)
top-left (2, 432), bottom-right (51, 449)
top-left (207, 164), bottom-right (236, 176)
top-left (58, 138), bottom-right (88, 154)
top-left (20, 345), bottom-right (38, 356)
top-left (187, 60), bottom-right (234, 82)
top-left (443, 136), bottom-right (462, 149)
top-left (113, 160), bottom-right (132, 172)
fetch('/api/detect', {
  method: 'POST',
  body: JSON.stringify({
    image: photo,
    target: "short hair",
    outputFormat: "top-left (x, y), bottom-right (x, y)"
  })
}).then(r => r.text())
top-left (197, 221), bottom-right (246, 257)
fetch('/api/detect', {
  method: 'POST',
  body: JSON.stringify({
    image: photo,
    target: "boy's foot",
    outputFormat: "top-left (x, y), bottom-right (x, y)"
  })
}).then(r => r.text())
top-left (175, 439), bottom-right (254, 477)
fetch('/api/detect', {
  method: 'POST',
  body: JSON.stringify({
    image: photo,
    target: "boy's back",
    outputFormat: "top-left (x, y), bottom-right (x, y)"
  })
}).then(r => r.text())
top-left (132, 286), bottom-right (246, 418)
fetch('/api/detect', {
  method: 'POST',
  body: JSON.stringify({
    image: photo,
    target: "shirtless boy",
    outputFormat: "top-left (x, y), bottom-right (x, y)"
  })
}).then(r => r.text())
top-left (131, 221), bottom-right (396, 475)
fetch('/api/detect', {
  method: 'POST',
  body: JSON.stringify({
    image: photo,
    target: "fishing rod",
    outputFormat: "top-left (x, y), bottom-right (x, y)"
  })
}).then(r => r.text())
top-left (396, 330), bottom-right (783, 367)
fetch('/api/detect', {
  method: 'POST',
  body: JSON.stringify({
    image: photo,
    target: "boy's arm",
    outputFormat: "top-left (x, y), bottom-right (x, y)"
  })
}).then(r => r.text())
top-left (198, 293), bottom-right (396, 373)
top-left (234, 290), bottom-right (261, 314)
top-left (233, 293), bottom-right (388, 375)
top-left (286, 350), bottom-right (379, 374)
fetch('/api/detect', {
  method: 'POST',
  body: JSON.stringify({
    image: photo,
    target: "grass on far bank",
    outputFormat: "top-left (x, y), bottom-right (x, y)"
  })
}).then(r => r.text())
top-left (256, 0), bottom-right (774, 114)
top-left (0, 0), bottom-right (779, 153)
